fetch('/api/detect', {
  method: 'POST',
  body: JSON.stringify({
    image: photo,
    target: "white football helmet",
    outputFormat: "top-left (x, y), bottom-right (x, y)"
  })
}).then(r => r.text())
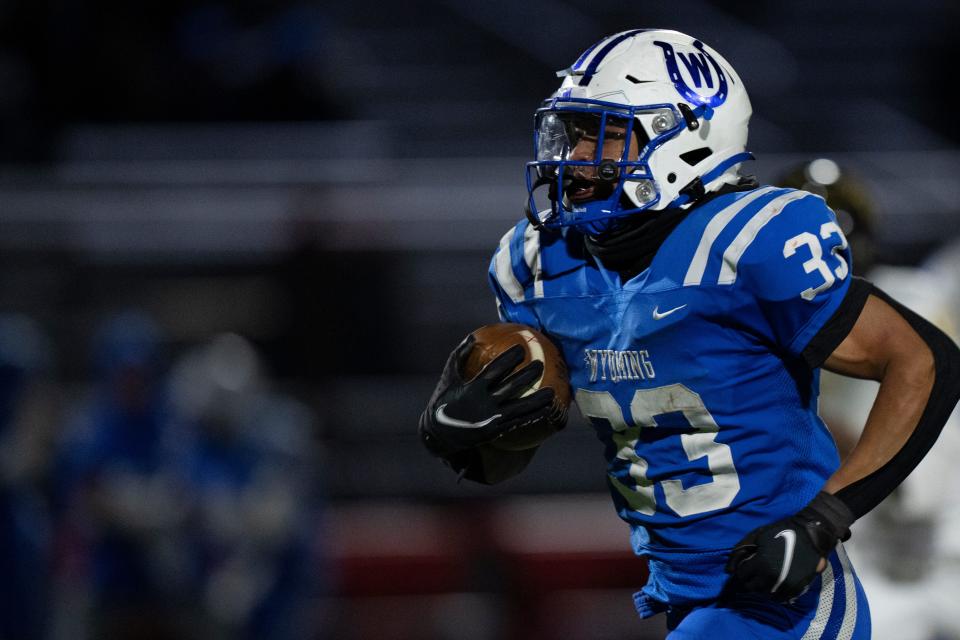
top-left (526, 29), bottom-right (753, 234)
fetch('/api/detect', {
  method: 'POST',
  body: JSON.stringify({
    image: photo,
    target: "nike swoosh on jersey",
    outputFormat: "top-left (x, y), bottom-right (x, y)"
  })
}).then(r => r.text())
top-left (652, 304), bottom-right (688, 320)
top-left (772, 529), bottom-right (797, 593)
top-left (435, 404), bottom-right (501, 429)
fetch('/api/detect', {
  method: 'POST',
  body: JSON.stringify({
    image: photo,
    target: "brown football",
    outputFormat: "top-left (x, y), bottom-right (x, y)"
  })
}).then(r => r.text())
top-left (462, 322), bottom-right (571, 451)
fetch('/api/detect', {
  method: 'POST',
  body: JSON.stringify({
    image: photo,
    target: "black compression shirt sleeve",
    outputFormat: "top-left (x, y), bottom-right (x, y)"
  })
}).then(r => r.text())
top-left (803, 278), bottom-right (960, 520)
top-left (802, 276), bottom-right (873, 370)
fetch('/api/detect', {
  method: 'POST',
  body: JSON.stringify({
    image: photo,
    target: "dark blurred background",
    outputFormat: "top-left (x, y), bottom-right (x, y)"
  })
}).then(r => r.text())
top-left (1, 1), bottom-right (959, 639)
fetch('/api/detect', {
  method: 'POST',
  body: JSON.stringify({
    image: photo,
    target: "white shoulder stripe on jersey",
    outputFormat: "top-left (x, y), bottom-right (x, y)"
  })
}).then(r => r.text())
top-left (683, 186), bottom-right (780, 287)
top-left (522, 221), bottom-right (544, 299)
top-left (494, 226), bottom-right (525, 304)
top-left (717, 190), bottom-right (811, 285)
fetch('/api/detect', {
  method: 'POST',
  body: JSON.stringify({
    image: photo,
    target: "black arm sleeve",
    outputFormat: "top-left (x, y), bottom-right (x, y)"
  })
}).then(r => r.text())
top-left (802, 278), bottom-right (960, 520)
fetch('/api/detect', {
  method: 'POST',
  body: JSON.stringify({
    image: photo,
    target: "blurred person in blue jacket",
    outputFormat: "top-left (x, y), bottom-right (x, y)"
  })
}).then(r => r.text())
top-left (53, 310), bottom-right (197, 640)
top-left (169, 332), bottom-right (327, 640)
top-left (0, 314), bottom-right (56, 640)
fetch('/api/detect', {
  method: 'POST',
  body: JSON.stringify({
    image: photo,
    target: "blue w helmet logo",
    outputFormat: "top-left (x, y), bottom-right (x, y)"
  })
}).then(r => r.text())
top-left (653, 40), bottom-right (729, 109)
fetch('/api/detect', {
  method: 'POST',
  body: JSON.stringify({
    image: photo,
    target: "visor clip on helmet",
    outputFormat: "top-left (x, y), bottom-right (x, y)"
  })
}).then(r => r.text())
top-left (677, 103), bottom-right (701, 131)
top-left (679, 177), bottom-right (706, 205)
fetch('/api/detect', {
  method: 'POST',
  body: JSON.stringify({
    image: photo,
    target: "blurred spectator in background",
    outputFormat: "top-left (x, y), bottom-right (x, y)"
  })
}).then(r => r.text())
top-left (781, 160), bottom-right (960, 640)
top-left (925, 238), bottom-right (960, 339)
top-left (51, 315), bottom-right (328, 640)
top-left (916, 238), bottom-right (960, 639)
top-left (52, 310), bottom-right (196, 640)
top-left (169, 332), bottom-right (327, 640)
top-left (0, 314), bottom-right (57, 640)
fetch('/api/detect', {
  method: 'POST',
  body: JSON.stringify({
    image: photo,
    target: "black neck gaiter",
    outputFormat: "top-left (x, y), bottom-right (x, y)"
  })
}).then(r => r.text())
top-left (583, 208), bottom-right (689, 281)
top-left (583, 176), bottom-right (759, 281)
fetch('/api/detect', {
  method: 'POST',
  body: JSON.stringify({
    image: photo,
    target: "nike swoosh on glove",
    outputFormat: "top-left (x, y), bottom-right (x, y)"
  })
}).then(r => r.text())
top-left (419, 334), bottom-right (555, 460)
top-left (725, 491), bottom-right (854, 600)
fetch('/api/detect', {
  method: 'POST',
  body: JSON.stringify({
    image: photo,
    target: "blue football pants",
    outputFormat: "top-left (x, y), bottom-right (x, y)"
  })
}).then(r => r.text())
top-left (666, 546), bottom-right (871, 639)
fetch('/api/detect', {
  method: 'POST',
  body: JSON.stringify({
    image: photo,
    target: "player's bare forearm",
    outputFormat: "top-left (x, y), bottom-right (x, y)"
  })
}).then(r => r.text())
top-left (821, 293), bottom-right (935, 494)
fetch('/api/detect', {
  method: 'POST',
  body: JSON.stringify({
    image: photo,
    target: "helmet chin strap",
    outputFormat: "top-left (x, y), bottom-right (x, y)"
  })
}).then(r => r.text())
top-left (525, 175), bottom-right (561, 230)
top-left (526, 160), bottom-right (622, 230)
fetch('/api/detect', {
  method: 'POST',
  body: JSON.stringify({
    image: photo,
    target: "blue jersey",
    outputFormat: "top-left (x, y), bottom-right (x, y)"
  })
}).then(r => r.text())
top-left (488, 186), bottom-right (852, 611)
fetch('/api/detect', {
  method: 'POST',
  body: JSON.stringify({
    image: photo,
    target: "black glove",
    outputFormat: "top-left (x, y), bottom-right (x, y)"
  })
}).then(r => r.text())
top-left (419, 335), bottom-right (556, 461)
top-left (725, 491), bottom-right (854, 600)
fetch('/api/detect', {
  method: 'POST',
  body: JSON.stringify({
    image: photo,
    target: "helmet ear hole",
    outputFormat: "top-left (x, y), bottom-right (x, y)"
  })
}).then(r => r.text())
top-left (679, 147), bottom-right (712, 166)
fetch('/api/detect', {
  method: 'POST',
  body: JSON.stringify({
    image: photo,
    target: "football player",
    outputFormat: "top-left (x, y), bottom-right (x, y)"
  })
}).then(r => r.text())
top-left (419, 29), bottom-right (960, 639)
